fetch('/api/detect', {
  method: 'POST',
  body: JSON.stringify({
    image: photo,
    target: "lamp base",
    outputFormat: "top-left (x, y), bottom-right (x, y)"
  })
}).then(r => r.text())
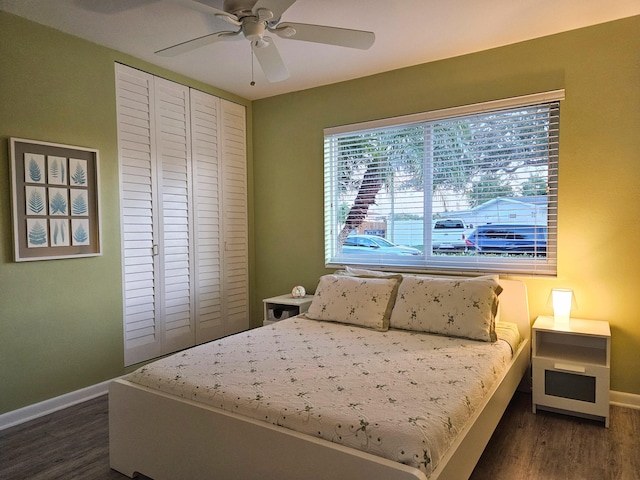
top-left (553, 315), bottom-right (571, 328)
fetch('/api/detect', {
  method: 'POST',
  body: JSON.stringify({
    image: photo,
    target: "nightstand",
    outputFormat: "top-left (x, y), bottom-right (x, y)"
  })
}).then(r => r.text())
top-left (263, 294), bottom-right (314, 326)
top-left (532, 315), bottom-right (610, 427)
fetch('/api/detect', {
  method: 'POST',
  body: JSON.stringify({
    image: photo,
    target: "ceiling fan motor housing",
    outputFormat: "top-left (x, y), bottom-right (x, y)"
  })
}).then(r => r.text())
top-left (243, 17), bottom-right (266, 43)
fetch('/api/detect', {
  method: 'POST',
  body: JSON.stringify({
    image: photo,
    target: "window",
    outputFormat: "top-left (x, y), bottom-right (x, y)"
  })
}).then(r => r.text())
top-left (324, 91), bottom-right (562, 275)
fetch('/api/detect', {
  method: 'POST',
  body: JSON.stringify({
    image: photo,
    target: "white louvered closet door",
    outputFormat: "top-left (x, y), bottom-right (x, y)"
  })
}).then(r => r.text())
top-left (190, 94), bottom-right (249, 341)
top-left (190, 90), bottom-right (223, 342)
top-left (154, 77), bottom-right (196, 355)
top-left (116, 64), bottom-right (248, 366)
top-left (116, 65), bottom-right (161, 365)
top-left (220, 100), bottom-right (249, 336)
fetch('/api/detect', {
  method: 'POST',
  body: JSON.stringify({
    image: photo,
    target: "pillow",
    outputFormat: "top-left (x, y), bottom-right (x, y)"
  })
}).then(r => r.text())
top-left (304, 274), bottom-right (401, 331)
top-left (336, 266), bottom-right (400, 278)
top-left (389, 276), bottom-right (502, 341)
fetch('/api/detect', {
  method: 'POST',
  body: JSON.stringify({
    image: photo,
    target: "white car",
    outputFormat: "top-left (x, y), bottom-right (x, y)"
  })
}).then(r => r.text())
top-left (432, 219), bottom-right (470, 251)
top-left (342, 235), bottom-right (422, 256)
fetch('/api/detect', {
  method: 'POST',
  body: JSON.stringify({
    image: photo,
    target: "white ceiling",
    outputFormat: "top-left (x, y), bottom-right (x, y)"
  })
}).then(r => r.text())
top-left (2, 0), bottom-right (639, 100)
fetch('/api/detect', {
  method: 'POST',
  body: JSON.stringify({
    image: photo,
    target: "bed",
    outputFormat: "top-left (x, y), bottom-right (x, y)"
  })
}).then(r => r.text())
top-left (109, 274), bottom-right (530, 480)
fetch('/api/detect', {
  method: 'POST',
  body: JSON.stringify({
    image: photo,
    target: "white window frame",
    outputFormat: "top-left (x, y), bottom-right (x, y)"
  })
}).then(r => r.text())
top-left (324, 90), bottom-right (564, 276)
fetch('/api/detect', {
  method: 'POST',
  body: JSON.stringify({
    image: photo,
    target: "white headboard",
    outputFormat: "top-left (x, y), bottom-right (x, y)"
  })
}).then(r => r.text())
top-left (497, 278), bottom-right (531, 341)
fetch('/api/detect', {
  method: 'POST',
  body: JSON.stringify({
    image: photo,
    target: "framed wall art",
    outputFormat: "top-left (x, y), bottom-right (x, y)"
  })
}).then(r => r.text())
top-left (9, 138), bottom-right (102, 261)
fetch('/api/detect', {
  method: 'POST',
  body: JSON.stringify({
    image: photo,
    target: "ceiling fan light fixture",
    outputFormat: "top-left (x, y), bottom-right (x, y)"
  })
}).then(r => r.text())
top-left (242, 17), bottom-right (266, 42)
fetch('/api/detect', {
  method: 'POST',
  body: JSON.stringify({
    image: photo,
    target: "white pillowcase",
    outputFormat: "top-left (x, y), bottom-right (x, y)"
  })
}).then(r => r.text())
top-left (337, 266), bottom-right (400, 278)
top-left (304, 274), bottom-right (401, 331)
top-left (390, 276), bottom-right (502, 341)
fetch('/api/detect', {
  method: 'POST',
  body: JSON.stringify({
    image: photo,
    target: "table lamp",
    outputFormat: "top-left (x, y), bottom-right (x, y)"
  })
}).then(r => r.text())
top-left (551, 288), bottom-right (573, 327)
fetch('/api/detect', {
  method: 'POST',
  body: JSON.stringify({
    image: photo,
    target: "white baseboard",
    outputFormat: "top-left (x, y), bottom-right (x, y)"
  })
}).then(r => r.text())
top-left (610, 390), bottom-right (640, 410)
top-left (0, 378), bottom-right (115, 431)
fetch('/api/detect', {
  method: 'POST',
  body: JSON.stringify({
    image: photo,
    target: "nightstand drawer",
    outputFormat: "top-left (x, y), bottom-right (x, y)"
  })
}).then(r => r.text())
top-left (532, 356), bottom-right (609, 418)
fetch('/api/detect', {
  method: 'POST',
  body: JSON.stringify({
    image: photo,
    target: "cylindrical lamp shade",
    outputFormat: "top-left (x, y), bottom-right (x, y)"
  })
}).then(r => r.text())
top-left (552, 289), bottom-right (573, 326)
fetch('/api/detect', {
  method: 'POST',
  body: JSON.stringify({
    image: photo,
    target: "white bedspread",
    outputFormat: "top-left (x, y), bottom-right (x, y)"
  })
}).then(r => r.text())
top-left (126, 317), bottom-right (518, 477)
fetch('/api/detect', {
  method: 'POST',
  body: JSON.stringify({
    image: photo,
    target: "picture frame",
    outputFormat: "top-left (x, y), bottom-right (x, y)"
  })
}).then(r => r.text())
top-left (9, 138), bottom-right (102, 261)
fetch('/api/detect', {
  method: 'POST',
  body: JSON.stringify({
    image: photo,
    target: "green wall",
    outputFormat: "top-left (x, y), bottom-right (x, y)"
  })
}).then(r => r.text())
top-left (253, 16), bottom-right (640, 395)
top-left (1, 11), bottom-right (639, 415)
top-left (0, 11), bottom-right (253, 414)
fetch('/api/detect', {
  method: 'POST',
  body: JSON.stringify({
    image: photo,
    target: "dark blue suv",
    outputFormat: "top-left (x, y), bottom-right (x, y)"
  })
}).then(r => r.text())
top-left (465, 224), bottom-right (547, 256)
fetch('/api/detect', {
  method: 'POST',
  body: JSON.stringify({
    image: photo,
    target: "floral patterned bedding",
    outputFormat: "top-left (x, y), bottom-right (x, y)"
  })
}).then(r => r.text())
top-left (126, 317), bottom-right (520, 477)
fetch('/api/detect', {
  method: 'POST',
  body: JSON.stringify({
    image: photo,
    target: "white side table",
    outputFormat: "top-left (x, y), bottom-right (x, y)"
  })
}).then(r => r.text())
top-left (532, 315), bottom-right (610, 426)
top-left (263, 294), bottom-right (314, 326)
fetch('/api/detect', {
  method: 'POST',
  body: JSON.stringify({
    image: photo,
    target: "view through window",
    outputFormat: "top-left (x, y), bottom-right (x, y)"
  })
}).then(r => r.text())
top-left (324, 93), bottom-right (561, 275)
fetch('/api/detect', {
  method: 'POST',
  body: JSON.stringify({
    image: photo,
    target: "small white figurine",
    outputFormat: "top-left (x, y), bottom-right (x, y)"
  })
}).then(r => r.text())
top-left (291, 285), bottom-right (306, 298)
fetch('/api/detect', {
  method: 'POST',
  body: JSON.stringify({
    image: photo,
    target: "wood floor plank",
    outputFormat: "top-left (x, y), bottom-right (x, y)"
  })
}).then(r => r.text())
top-left (0, 391), bottom-right (638, 479)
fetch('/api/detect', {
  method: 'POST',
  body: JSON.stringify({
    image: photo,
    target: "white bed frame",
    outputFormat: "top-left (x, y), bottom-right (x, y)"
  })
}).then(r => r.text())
top-left (109, 279), bottom-right (530, 480)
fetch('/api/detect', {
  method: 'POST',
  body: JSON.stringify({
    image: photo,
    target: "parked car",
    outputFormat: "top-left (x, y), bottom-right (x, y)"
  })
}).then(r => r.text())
top-left (431, 218), bottom-right (471, 251)
top-left (342, 235), bottom-right (422, 256)
top-left (465, 224), bottom-right (547, 255)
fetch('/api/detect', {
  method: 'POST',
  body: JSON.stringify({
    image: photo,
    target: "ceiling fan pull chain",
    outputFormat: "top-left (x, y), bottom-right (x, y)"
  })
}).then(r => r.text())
top-left (250, 47), bottom-right (256, 86)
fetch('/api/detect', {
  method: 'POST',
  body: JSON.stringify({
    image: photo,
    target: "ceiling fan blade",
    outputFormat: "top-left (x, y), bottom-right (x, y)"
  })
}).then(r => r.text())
top-left (253, 0), bottom-right (297, 20)
top-left (163, 0), bottom-right (239, 23)
top-left (252, 38), bottom-right (289, 82)
top-left (76, 0), bottom-right (157, 14)
top-left (274, 22), bottom-right (375, 50)
top-left (155, 30), bottom-right (240, 56)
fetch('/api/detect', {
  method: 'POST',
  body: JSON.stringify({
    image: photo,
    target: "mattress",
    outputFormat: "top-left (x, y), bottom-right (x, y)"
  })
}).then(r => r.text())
top-left (125, 317), bottom-right (520, 477)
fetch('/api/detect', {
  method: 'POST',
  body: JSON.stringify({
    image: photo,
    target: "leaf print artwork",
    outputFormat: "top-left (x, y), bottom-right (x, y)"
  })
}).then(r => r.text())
top-left (70, 158), bottom-right (87, 186)
top-left (49, 189), bottom-right (68, 215)
top-left (27, 219), bottom-right (48, 247)
top-left (71, 190), bottom-right (88, 215)
top-left (72, 163), bottom-right (86, 185)
top-left (50, 219), bottom-right (69, 246)
top-left (24, 153), bottom-right (45, 184)
top-left (72, 219), bottom-right (90, 246)
top-left (29, 158), bottom-right (42, 182)
top-left (25, 187), bottom-right (46, 215)
top-left (12, 140), bottom-right (100, 259)
top-left (50, 158), bottom-right (59, 180)
top-left (73, 223), bottom-right (88, 244)
top-left (47, 156), bottom-right (67, 185)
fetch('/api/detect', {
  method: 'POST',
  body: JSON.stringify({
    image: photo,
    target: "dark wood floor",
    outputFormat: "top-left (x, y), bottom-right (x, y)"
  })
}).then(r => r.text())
top-left (0, 391), bottom-right (638, 479)
top-left (471, 393), bottom-right (640, 480)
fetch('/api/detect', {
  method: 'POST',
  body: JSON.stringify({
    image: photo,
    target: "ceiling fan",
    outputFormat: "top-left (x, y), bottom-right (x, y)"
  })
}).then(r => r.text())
top-left (157, 0), bottom-right (375, 82)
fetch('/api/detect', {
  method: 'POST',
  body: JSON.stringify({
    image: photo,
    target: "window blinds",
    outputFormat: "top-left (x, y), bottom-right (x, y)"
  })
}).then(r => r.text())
top-left (324, 91), bottom-right (563, 276)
